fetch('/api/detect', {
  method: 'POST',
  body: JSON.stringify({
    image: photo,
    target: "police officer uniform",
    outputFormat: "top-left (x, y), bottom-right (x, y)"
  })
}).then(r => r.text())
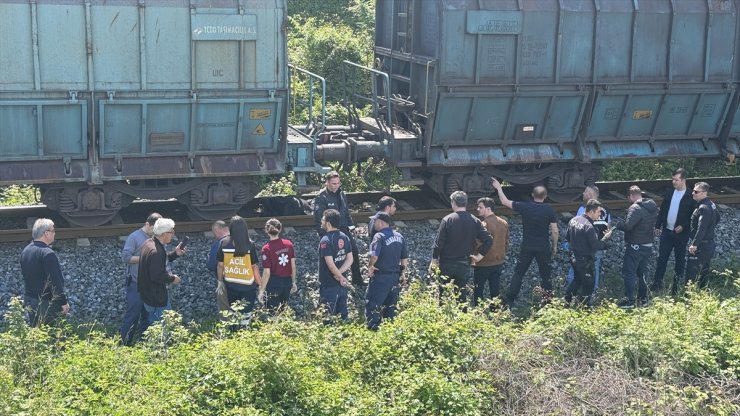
top-left (365, 213), bottom-right (408, 330)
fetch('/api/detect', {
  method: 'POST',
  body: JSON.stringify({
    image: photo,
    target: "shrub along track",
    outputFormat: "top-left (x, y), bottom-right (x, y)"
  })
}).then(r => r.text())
top-left (1, 176), bottom-right (739, 243)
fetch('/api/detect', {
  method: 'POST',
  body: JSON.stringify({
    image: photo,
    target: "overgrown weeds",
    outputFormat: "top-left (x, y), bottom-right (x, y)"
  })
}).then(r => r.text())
top-left (0, 278), bottom-right (738, 415)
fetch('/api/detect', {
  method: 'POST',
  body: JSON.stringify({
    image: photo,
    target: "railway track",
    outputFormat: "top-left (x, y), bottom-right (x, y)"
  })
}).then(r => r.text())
top-left (1, 177), bottom-right (739, 243)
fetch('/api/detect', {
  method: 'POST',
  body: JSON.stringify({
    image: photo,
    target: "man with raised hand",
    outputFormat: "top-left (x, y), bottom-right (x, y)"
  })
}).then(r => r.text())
top-left (491, 178), bottom-right (558, 307)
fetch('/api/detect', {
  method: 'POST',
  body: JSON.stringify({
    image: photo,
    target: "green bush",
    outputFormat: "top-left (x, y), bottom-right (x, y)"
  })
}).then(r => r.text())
top-left (1, 278), bottom-right (738, 415)
top-left (600, 158), bottom-right (738, 181)
top-left (0, 185), bottom-right (38, 206)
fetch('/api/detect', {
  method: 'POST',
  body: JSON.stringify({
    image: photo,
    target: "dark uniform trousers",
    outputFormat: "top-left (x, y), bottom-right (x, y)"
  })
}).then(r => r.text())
top-left (564, 254), bottom-right (595, 306)
top-left (685, 241), bottom-right (715, 289)
top-left (365, 273), bottom-right (401, 330)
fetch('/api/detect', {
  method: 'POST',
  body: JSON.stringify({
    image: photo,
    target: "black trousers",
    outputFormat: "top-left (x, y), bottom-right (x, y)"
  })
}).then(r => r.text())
top-left (564, 254), bottom-right (595, 306)
top-left (686, 241), bottom-right (715, 289)
top-left (505, 248), bottom-right (552, 305)
top-left (25, 296), bottom-right (64, 327)
top-left (439, 260), bottom-right (471, 304)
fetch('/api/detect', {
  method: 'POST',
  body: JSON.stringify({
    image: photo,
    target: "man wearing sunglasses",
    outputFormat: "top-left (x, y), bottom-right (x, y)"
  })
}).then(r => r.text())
top-left (685, 182), bottom-right (720, 289)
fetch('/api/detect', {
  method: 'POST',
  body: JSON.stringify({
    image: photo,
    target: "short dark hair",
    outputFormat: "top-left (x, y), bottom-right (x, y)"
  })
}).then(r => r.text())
top-left (325, 171), bottom-right (340, 182)
top-left (532, 186), bottom-right (548, 200)
top-left (477, 197), bottom-right (495, 210)
top-left (378, 196), bottom-right (396, 211)
top-left (146, 212), bottom-right (162, 226)
top-left (628, 185), bottom-right (642, 197)
top-left (322, 209), bottom-right (340, 228)
top-left (585, 199), bottom-right (602, 213)
top-left (694, 182), bottom-right (710, 193)
top-left (672, 168), bottom-right (687, 180)
top-left (450, 191), bottom-right (467, 207)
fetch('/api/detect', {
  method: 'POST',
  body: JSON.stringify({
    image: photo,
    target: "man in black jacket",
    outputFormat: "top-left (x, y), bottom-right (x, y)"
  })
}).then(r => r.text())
top-left (430, 191), bottom-right (492, 304)
top-left (685, 182), bottom-right (720, 289)
top-left (614, 186), bottom-right (659, 308)
top-left (653, 168), bottom-right (695, 294)
top-left (138, 218), bottom-right (183, 327)
top-left (564, 199), bottom-right (613, 306)
top-left (313, 171), bottom-right (363, 285)
top-left (20, 218), bottom-right (70, 326)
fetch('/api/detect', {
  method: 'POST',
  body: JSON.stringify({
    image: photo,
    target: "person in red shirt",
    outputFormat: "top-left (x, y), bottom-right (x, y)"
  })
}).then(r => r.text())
top-left (259, 218), bottom-right (297, 311)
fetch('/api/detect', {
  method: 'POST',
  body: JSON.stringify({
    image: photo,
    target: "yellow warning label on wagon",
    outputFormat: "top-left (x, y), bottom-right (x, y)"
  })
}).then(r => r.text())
top-left (250, 109), bottom-right (271, 119)
top-left (253, 124), bottom-right (266, 135)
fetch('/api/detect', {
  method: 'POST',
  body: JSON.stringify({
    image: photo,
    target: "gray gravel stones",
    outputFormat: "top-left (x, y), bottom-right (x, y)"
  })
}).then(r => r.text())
top-left (1, 206), bottom-right (738, 327)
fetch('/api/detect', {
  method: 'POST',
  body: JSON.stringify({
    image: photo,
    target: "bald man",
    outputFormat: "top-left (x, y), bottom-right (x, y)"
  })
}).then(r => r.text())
top-left (491, 179), bottom-right (558, 307)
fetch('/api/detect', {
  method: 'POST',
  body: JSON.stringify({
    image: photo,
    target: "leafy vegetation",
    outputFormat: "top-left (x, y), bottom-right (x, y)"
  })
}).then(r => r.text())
top-left (601, 159), bottom-right (739, 182)
top-left (1, 271), bottom-right (738, 415)
top-left (0, 185), bottom-right (38, 206)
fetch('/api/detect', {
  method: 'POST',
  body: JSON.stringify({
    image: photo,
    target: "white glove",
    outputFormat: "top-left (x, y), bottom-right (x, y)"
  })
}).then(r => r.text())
top-left (216, 280), bottom-right (226, 296)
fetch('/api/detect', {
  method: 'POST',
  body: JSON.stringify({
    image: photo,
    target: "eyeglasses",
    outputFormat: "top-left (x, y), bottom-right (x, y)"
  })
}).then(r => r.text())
top-left (46, 229), bottom-right (55, 234)
top-left (692, 190), bottom-right (704, 194)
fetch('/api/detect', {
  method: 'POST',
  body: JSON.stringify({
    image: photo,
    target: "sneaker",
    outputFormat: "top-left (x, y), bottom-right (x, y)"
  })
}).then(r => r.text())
top-left (617, 297), bottom-right (635, 309)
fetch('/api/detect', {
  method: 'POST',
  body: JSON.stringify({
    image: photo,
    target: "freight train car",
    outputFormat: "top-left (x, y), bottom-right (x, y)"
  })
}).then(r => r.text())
top-left (0, 0), bottom-right (322, 226)
top-left (335, 0), bottom-right (740, 200)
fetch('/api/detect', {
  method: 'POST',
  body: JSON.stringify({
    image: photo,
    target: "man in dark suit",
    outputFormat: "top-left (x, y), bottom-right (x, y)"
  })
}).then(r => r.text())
top-left (652, 168), bottom-right (695, 295)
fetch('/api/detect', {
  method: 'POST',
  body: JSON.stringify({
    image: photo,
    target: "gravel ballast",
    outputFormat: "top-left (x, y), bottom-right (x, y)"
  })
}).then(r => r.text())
top-left (1, 206), bottom-right (738, 327)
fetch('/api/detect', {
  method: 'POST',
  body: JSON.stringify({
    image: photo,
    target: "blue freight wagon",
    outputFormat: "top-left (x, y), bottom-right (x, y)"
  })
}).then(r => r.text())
top-left (338, 0), bottom-right (740, 199)
top-left (0, 0), bottom-right (322, 225)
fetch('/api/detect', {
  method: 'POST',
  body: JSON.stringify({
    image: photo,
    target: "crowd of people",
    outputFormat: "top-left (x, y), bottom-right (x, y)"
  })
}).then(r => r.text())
top-left (18, 168), bottom-right (721, 342)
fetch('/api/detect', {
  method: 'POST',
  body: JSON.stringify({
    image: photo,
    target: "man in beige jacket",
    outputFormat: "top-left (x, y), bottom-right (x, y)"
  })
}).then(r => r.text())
top-left (472, 197), bottom-right (509, 309)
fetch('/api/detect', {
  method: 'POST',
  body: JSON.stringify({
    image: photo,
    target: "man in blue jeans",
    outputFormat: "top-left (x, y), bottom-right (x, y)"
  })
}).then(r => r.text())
top-left (120, 212), bottom-right (160, 345)
top-left (652, 168), bottom-right (695, 295)
top-left (614, 186), bottom-right (659, 308)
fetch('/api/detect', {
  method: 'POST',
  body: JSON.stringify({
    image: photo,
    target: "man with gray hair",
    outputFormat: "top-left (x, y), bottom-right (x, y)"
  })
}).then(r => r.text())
top-left (20, 218), bottom-right (69, 326)
top-left (120, 212), bottom-right (161, 345)
top-left (137, 218), bottom-right (183, 327)
top-left (430, 191), bottom-right (492, 304)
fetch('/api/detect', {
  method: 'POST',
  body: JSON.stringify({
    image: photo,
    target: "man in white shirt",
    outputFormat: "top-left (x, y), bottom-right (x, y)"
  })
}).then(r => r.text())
top-left (652, 168), bottom-right (695, 295)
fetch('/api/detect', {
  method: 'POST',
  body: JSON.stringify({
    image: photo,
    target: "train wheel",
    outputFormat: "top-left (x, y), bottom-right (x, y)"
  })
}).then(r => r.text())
top-left (59, 210), bottom-right (120, 227)
top-left (41, 186), bottom-right (130, 227)
top-left (186, 204), bottom-right (244, 221)
top-left (180, 180), bottom-right (255, 221)
top-left (547, 189), bottom-right (583, 203)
